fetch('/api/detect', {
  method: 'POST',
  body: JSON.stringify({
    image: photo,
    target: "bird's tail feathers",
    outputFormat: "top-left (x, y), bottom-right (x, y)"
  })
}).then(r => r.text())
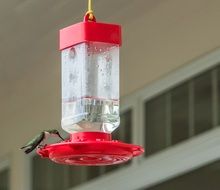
top-left (24, 148), bottom-right (33, 154)
top-left (20, 145), bottom-right (30, 149)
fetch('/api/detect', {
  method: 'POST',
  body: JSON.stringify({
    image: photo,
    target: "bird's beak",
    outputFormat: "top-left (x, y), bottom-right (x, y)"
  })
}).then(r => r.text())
top-left (57, 134), bottom-right (65, 141)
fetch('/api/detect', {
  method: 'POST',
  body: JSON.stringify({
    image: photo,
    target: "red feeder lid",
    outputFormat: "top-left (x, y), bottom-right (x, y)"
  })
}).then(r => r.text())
top-left (37, 132), bottom-right (144, 166)
top-left (59, 15), bottom-right (122, 50)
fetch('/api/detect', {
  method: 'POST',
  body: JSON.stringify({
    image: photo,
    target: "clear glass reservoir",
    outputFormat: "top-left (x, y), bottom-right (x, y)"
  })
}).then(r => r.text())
top-left (61, 42), bottom-right (120, 133)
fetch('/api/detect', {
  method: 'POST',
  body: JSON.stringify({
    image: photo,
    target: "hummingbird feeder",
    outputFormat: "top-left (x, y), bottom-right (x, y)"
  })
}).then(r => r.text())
top-left (37, 0), bottom-right (144, 166)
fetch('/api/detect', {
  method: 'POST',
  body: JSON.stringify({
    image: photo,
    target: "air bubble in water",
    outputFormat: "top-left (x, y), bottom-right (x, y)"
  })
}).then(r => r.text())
top-left (69, 47), bottom-right (76, 58)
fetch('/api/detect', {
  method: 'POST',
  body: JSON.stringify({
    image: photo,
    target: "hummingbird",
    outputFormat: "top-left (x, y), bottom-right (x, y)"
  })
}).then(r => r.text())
top-left (20, 129), bottom-right (64, 154)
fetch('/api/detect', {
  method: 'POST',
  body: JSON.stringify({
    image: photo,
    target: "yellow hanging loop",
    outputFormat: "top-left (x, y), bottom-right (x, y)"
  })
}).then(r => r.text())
top-left (86, 0), bottom-right (94, 20)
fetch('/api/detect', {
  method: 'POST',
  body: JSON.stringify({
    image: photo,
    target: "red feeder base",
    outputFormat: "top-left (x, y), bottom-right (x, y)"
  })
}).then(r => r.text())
top-left (37, 132), bottom-right (144, 166)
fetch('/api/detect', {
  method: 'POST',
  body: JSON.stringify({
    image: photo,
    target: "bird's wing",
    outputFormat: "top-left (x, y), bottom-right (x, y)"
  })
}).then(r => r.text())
top-left (20, 132), bottom-right (45, 149)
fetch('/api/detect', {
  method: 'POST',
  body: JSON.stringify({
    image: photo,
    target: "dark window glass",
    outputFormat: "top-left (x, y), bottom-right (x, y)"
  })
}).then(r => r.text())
top-left (121, 110), bottom-right (132, 143)
top-left (171, 83), bottom-right (189, 144)
top-left (145, 159), bottom-right (220, 190)
top-left (194, 72), bottom-right (212, 134)
top-left (145, 93), bottom-right (167, 155)
top-left (105, 110), bottom-right (132, 173)
top-left (0, 168), bottom-right (9, 190)
top-left (86, 167), bottom-right (102, 181)
top-left (112, 110), bottom-right (132, 143)
top-left (33, 156), bottom-right (104, 190)
top-left (104, 165), bottom-right (120, 173)
top-left (32, 156), bottom-right (69, 190)
top-left (68, 166), bottom-right (87, 188)
top-left (217, 67), bottom-right (220, 126)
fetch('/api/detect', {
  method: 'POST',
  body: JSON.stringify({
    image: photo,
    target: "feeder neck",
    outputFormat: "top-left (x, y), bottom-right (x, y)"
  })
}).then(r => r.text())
top-left (70, 132), bottom-right (112, 142)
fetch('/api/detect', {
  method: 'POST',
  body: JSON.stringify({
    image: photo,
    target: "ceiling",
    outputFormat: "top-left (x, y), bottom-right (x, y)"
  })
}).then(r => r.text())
top-left (0, 0), bottom-right (156, 99)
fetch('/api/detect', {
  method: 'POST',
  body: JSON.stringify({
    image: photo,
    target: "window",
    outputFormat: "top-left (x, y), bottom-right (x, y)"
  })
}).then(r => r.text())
top-left (145, 93), bottom-right (167, 155)
top-left (194, 71), bottom-right (212, 134)
top-left (0, 168), bottom-right (10, 190)
top-left (145, 67), bottom-right (219, 156)
top-left (144, 159), bottom-right (220, 190)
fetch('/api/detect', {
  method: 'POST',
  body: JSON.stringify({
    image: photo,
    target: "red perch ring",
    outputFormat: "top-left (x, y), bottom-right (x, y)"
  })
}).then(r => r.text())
top-left (37, 132), bottom-right (144, 166)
